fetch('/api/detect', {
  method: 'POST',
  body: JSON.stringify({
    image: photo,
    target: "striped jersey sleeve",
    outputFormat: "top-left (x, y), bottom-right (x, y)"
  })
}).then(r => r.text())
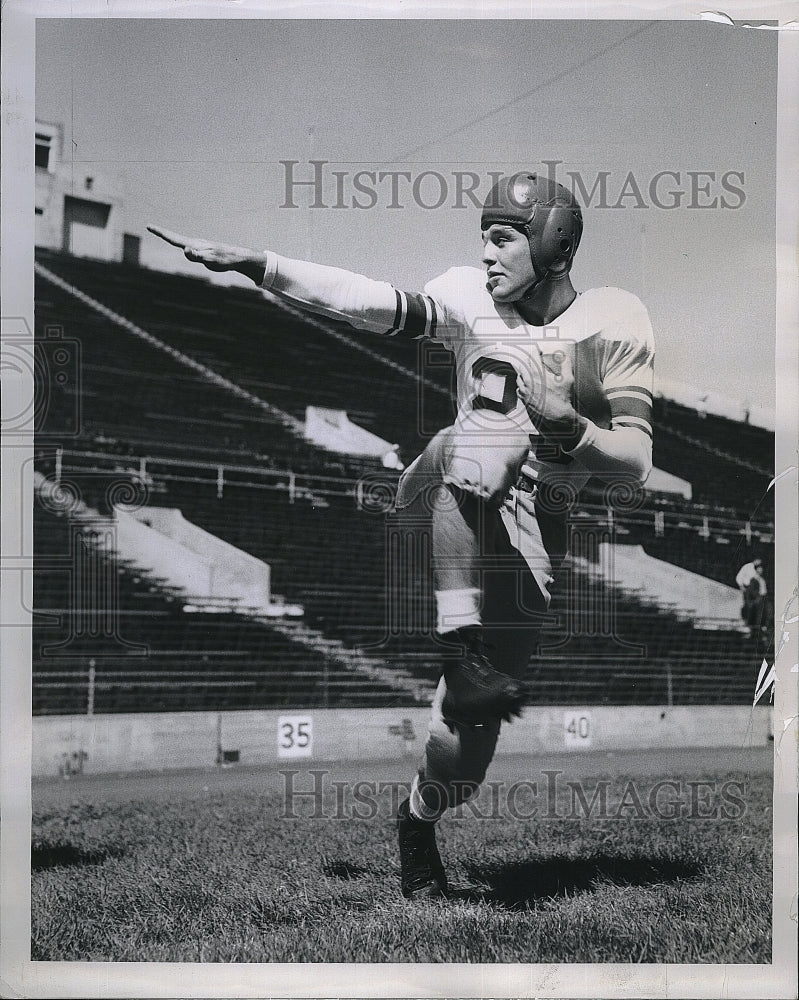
top-left (384, 288), bottom-right (439, 340)
top-left (600, 296), bottom-right (655, 440)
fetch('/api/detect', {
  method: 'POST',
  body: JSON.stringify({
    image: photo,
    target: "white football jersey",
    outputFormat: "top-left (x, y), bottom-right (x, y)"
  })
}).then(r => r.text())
top-left (419, 266), bottom-right (655, 489)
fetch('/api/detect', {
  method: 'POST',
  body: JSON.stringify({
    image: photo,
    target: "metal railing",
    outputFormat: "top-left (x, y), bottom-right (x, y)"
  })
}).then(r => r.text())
top-left (36, 446), bottom-right (774, 543)
top-left (33, 660), bottom-right (758, 714)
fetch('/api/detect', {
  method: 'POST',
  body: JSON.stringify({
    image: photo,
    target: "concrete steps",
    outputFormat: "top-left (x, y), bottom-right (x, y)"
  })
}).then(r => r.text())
top-left (266, 618), bottom-right (434, 704)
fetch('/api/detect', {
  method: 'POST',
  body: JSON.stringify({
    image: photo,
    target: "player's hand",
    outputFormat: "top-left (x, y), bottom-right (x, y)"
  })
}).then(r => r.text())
top-left (517, 349), bottom-right (574, 422)
top-left (147, 225), bottom-right (267, 283)
top-left (517, 349), bottom-right (584, 449)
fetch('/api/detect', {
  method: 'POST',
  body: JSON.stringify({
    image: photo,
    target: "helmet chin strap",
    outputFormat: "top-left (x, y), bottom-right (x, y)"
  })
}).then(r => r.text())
top-left (519, 278), bottom-right (544, 302)
top-left (518, 262), bottom-right (570, 302)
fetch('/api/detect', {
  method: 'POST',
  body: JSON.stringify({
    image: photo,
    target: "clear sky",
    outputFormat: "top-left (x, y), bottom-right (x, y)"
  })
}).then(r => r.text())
top-left (35, 17), bottom-right (778, 413)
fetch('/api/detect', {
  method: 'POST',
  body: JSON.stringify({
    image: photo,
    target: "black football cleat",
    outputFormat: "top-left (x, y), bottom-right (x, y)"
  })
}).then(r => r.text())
top-left (397, 797), bottom-right (448, 900)
top-left (441, 625), bottom-right (527, 727)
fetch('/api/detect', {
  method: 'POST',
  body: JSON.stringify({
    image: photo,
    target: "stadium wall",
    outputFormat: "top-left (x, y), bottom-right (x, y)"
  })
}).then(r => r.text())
top-left (32, 705), bottom-right (772, 778)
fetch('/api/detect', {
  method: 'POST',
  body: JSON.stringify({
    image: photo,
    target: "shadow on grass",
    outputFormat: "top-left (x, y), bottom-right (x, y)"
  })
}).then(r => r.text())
top-left (31, 841), bottom-right (117, 872)
top-left (456, 854), bottom-right (702, 909)
top-left (321, 858), bottom-right (371, 881)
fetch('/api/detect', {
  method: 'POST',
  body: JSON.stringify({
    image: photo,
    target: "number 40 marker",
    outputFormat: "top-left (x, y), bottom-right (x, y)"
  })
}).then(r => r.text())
top-left (563, 711), bottom-right (592, 749)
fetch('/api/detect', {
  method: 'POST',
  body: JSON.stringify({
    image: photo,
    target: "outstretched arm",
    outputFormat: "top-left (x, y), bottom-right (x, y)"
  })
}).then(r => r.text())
top-left (148, 225), bottom-right (423, 336)
top-left (147, 227), bottom-right (268, 285)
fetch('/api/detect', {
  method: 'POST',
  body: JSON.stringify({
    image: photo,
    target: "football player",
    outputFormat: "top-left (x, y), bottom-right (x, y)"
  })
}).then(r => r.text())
top-left (149, 170), bottom-right (654, 900)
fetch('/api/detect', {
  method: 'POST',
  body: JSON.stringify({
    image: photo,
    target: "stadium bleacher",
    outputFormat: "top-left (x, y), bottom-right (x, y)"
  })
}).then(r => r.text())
top-left (652, 418), bottom-right (772, 517)
top-left (33, 491), bottom-right (421, 714)
top-left (33, 460), bottom-right (762, 710)
top-left (32, 248), bottom-right (774, 714)
top-left (653, 395), bottom-right (773, 475)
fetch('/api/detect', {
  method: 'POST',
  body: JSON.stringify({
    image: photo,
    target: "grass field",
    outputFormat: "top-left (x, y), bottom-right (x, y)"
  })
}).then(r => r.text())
top-left (31, 747), bottom-right (773, 963)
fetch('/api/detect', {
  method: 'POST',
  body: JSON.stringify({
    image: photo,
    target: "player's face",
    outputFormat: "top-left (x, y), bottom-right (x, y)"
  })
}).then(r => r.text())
top-left (481, 225), bottom-right (536, 302)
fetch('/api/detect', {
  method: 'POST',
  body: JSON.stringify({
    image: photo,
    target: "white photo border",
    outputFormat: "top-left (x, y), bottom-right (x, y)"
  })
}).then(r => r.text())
top-left (1, 2), bottom-right (797, 998)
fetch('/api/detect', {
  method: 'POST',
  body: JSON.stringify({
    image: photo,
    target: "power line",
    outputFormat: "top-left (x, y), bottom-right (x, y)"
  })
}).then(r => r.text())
top-left (388, 21), bottom-right (658, 164)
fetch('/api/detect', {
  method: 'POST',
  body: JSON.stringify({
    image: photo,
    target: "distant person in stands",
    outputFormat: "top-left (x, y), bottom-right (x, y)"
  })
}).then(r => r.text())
top-left (735, 558), bottom-right (768, 640)
top-left (149, 169), bottom-right (654, 902)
